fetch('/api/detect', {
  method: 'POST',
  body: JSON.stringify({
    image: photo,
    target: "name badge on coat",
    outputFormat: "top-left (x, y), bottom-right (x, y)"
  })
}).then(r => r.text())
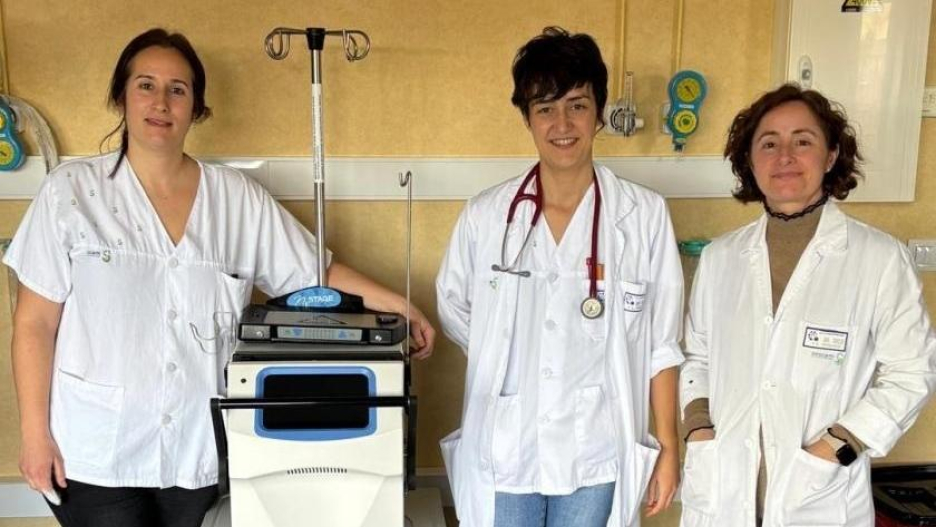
top-left (623, 292), bottom-right (645, 312)
top-left (803, 326), bottom-right (848, 362)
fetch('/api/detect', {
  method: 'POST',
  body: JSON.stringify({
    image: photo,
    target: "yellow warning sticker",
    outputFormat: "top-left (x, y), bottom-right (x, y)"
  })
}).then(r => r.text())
top-left (841, 0), bottom-right (884, 12)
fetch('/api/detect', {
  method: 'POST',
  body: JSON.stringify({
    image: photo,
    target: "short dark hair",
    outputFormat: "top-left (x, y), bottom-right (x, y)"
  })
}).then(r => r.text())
top-left (101, 28), bottom-right (212, 177)
top-left (725, 83), bottom-right (861, 203)
top-left (511, 27), bottom-right (608, 127)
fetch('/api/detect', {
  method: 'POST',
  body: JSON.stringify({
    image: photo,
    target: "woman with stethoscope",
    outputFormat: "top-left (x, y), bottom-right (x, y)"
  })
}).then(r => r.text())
top-left (436, 27), bottom-right (684, 527)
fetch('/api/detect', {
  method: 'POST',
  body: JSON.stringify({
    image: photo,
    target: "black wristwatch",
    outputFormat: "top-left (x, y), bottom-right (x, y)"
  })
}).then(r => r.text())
top-left (822, 429), bottom-right (858, 466)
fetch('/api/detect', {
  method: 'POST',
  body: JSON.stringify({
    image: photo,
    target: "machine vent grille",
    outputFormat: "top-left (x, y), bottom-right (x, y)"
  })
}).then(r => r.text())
top-left (286, 466), bottom-right (349, 475)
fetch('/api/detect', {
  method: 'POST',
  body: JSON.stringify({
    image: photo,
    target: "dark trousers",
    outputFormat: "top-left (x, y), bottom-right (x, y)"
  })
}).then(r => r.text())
top-left (48, 479), bottom-right (219, 527)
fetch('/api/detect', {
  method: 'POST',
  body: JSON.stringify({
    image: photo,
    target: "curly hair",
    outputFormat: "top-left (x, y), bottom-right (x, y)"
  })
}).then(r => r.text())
top-left (725, 83), bottom-right (862, 203)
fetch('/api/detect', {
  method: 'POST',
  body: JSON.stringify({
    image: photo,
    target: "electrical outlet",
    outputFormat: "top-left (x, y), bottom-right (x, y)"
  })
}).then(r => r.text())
top-left (923, 87), bottom-right (936, 117)
top-left (908, 239), bottom-right (936, 271)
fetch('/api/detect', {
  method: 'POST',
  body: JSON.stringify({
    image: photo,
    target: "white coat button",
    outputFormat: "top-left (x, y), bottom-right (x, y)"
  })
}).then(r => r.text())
top-left (542, 368), bottom-right (553, 378)
top-left (539, 415), bottom-right (550, 424)
top-left (168, 257), bottom-right (179, 268)
top-left (764, 315), bottom-right (773, 324)
top-left (762, 381), bottom-right (773, 390)
top-left (544, 320), bottom-right (557, 331)
top-left (162, 414), bottom-right (172, 425)
top-left (167, 310), bottom-right (177, 321)
top-left (167, 362), bottom-right (177, 373)
top-left (547, 272), bottom-right (559, 283)
top-left (744, 439), bottom-right (754, 449)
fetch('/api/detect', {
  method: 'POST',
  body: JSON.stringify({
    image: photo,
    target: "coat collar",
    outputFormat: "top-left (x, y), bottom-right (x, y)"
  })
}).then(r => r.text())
top-left (498, 163), bottom-right (636, 237)
top-left (741, 201), bottom-right (848, 256)
top-left (595, 164), bottom-right (637, 228)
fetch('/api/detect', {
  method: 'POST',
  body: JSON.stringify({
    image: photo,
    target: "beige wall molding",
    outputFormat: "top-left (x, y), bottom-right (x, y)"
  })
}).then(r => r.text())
top-left (3, 155), bottom-right (738, 200)
top-left (3, 154), bottom-right (915, 202)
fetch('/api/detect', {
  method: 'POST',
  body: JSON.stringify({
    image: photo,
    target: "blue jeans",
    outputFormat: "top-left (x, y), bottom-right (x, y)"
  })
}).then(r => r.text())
top-left (494, 482), bottom-right (616, 527)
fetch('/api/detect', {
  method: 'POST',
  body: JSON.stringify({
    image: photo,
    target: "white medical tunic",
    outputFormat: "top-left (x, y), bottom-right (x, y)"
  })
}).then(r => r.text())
top-left (495, 185), bottom-right (618, 494)
top-left (4, 153), bottom-right (328, 489)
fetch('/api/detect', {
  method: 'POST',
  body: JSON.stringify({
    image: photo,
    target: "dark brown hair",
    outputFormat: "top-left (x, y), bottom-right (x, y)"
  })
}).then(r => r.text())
top-left (511, 27), bottom-right (608, 127)
top-left (101, 28), bottom-right (212, 177)
top-left (725, 83), bottom-right (862, 203)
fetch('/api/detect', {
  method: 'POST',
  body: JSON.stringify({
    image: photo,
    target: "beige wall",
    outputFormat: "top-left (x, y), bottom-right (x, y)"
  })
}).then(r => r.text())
top-left (1, 3), bottom-right (935, 524)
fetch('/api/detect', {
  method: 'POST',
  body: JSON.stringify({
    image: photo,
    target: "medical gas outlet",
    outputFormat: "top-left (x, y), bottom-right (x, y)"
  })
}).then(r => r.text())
top-left (0, 100), bottom-right (24, 171)
top-left (605, 71), bottom-right (644, 136)
top-left (665, 70), bottom-right (707, 152)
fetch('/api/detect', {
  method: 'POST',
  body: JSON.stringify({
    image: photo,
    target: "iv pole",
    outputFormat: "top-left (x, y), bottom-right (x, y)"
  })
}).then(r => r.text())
top-left (264, 27), bottom-right (370, 287)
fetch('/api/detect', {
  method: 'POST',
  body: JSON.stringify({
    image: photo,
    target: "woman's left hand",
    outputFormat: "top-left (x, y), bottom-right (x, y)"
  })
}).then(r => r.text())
top-left (645, 446), bottom-right (680, 516)
top-left (805, 438), bottom-right (839, 463)
top-left (405, 304), bottom-right (436, 360)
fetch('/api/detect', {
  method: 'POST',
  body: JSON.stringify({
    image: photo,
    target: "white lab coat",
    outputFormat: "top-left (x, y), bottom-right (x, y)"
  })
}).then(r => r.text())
top-left (679, 203), bottom-right (936, 527)
top-left (437, 164), bottom-right (684, 527)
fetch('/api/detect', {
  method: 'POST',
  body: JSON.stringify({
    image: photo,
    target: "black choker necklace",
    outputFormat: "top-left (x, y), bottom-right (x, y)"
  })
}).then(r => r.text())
top-left (764, 194), bottom-right (828, 221)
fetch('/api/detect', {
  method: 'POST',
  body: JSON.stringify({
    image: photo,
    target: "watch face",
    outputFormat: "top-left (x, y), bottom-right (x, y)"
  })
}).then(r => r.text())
top-left (676, 77), bottom-right (703, 103)
top-left (836, 444), bottom-right (858, 466)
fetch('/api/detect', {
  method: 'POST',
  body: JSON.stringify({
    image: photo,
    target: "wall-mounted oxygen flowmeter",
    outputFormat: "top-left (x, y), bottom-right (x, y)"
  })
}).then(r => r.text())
top-left (666, 70), bottom-right (707, 152)
top-left (0, 100), bottom-right (24, 171)
top-left (605, 72), bottom-right (644, 136)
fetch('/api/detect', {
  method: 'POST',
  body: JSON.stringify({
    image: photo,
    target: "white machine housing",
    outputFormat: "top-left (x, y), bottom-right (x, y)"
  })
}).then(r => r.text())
top-left (222, 342), bottom-right (407, 527)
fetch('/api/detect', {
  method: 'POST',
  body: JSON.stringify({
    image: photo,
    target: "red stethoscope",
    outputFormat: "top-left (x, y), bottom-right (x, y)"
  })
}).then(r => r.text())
top-left (491, 163), bottom-right (604, 319)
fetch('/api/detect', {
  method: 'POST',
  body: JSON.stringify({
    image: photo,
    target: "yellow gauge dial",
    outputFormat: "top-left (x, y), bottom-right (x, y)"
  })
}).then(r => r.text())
top-left (675, 77), bottom-right (703, 103)
top-left (0, 112), bottom-right (6, 129)
top-left (671, 109), bottom-right (698, 135)
top-left (0, 142), bottom-right (13, 164)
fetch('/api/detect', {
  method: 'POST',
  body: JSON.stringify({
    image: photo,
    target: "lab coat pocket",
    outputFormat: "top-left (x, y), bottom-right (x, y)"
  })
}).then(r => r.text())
top-left (574, 386), bottom-right (617, 467)
top-left (52, 370), bottom-right (124, 468)
top-left (780, 448), bottom-right (848, 527)
top-left (792, 321), bottom-right (850, 393)
top-left (491, 395), bottom-right (521, 478)
top-left (620, 280), bottom-right (648, 341)
top-left (681, 439), bottom-right (719, 521)
top-left (440, 428), bottom-right (465, 514)
top-left (628, 439), bottom-right (661, 522)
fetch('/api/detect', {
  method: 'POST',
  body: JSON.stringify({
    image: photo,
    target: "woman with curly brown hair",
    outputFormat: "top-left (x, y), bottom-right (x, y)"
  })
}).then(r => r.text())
top-left (678, 83), bottom-right (936, 527)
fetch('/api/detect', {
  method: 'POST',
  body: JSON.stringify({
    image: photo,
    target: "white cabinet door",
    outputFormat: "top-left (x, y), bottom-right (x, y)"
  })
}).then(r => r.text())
top-left (783, 0), bottom-right (932, 201)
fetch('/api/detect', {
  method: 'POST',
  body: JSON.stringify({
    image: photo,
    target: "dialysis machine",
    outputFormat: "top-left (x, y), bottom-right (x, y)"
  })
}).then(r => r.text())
top-left (210, 26), bottom-right (418, 527)
top-left (211, 338), bottom-right (415, 527)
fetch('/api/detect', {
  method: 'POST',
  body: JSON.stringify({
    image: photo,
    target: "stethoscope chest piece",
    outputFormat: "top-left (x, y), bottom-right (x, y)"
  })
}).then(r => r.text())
top-left (581, 297), bottom-right (604, 319)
